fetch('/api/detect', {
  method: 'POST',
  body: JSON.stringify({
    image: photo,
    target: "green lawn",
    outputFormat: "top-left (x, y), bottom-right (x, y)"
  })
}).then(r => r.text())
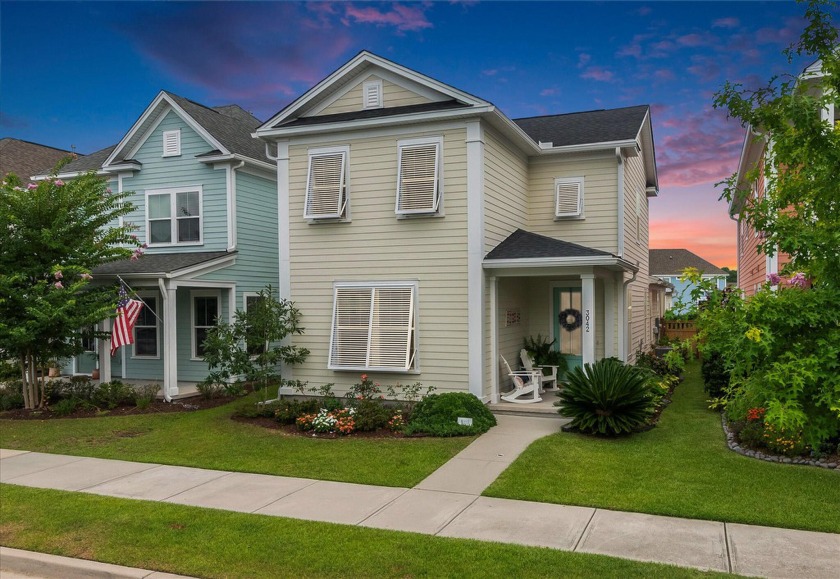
top-left (485, 361), bottom-right (840, 534)
top-left (0, 484), bottom-right (733, 578)
top-left (0, 395), bottom-right (471, 488)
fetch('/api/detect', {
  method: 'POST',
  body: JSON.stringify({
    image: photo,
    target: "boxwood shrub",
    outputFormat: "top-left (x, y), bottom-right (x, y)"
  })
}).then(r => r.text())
top-left (405, 392), bottom-right (496, 437)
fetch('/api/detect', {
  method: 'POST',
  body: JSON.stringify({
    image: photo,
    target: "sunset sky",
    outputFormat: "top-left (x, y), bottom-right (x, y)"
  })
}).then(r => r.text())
top-left (2, 1), bottom-right (827, 269)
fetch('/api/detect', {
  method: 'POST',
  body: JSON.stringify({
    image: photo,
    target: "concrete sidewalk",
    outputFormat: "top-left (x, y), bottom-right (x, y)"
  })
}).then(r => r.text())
top-left (2, 416), bottom-right (839, 578)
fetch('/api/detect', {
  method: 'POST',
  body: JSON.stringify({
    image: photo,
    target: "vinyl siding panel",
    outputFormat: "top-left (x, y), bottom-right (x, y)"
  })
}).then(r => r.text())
top-left (287, 126), bottom-right (469, 395)
top-left (622, 154), bottom-right (651, 360)
top-left (316, 77), bottom-right (433, 116)
top-left (120, 110), bottom-right (228, 253)
top-left (527, 152), bottom-right (619, 253)
top-left (483, 126), bottom-right (528, 252)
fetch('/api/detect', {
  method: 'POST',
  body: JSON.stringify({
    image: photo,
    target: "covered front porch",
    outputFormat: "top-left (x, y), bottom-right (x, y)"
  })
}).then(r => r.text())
top-left (484, 229), bottom-right (638, 404)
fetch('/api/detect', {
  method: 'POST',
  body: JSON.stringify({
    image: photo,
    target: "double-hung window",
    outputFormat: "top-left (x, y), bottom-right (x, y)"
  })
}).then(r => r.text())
top-left (554, 177), bottom-right (584, 219)
top-left (304, 146), bottom-right (348, 220)
top-left (192, 291), bottom-right (220, 359)
top-left (396, 137), bottom-right (442, 216)
top-left (133, 295), bottom-right (158, 358)
top-left (146, 186), bottom-right (202, 245)
top-left (329, 282), bottom-right (417, 372)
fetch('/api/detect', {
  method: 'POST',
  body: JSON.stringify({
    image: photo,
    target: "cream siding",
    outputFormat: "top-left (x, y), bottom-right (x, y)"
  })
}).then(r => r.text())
top-left (622, 153), bottom-right (652, 360)
top-left (287, 126), bottom-right (469, 394)
top-left (483, 126), bottom-right (529, 252)
top-left (316, 77), bottom-right (434, 116)
top-left (527, 152), bottom-right (619, 253)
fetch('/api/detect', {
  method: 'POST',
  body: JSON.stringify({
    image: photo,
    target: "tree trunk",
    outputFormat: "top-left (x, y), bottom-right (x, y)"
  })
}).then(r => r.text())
top-left (19, 355), bottom-right (31, 410)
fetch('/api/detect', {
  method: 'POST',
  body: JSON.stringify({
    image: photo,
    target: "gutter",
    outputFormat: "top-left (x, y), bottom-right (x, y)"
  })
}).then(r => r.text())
top-left (483, 255), bottom-right (638, 272)
top-left (621, 264), bottom-right (640, 361)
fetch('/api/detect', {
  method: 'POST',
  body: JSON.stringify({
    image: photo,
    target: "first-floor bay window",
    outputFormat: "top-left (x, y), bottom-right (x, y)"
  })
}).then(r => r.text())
top-left (329, 282), bottom-right (417, 372)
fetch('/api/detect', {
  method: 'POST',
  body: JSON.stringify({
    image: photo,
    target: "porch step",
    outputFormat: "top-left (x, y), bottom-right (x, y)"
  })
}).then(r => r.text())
top-left (488, 401), bottom-right (565, 419)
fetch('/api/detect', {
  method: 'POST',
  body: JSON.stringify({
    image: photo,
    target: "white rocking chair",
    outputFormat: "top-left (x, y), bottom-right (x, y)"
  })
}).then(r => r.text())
top-left (500, 355), bottom-right (542, 404)
top-left (520, 349), bottom-right (559, 391)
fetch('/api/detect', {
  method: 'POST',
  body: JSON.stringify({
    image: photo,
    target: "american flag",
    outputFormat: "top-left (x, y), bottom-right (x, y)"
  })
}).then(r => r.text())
top-left (111, 285), bottom-right (143, 356)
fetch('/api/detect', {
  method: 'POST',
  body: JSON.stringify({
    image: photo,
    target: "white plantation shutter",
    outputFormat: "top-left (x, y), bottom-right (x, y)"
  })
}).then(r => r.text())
top-left (163, 130), bottom-right (181, 157)
top-left (305, 151), bottom-right (346, 219)
top-left (396, 141), bottom-right (440, 215)
top-left (329, 284), bottom-right (416, 371)
top-left (555, 178), bottom-right (583, 217)
top-left (363, 80), bottom-right (383, 109)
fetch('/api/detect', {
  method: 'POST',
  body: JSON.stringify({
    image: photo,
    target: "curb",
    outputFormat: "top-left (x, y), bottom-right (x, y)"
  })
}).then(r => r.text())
top-left (0, 546), bottom-right (195, 579)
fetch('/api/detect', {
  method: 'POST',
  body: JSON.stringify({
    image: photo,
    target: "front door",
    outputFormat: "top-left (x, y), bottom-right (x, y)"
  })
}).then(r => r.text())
top-left (553, 287), bottom-right (583, 376)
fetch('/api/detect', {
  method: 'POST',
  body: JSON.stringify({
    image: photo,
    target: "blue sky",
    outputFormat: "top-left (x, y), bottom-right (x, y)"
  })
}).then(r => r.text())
top-left (1, 1), bottom-right (828, 267)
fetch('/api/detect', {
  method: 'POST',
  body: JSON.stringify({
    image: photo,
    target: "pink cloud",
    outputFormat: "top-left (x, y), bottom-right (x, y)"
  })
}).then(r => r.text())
top-left (540, 88), bottom-right (558, 96)
top-left (580, 66), bottom-right (615, 82)
top-left (577, 53), bottom-right (591, 68)
top-left (712, 17), bottom-right (739, 29)
top-left (343, 3), bottom-right (433, 31)
top-left (676, 33), bottom-right (711, 47)
top-left (653, 68), bottom-right (675, 81)
top-left (482, 69), bottom-right (498, 76)
top-left (755, 16), bottom-right (804, 46)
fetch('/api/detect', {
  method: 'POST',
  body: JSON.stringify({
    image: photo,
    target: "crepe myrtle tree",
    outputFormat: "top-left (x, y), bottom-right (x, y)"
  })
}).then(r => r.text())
top-left (715, 0), bottom-right (840, 288)
top-left (0, 165), bottom-right (141, 409)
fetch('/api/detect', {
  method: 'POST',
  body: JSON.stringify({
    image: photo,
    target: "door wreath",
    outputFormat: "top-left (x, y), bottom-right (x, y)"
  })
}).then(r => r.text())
top-left (559, 308), bottom-right (582, 332)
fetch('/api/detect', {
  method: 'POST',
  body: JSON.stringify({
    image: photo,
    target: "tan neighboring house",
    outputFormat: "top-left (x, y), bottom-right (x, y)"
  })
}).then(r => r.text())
top-left (254, 51), bottom-right (659, 403)
top-left (0, 137), bottom-right (74, 181)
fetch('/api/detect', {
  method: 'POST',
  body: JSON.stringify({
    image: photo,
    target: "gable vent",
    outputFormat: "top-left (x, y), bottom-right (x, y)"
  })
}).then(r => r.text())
top-left (554, 178), bottom-right (583, 218)
top-left (363, 80), bottom-right (383, 109)
top-left (163, 130), bottom-right (181, 157)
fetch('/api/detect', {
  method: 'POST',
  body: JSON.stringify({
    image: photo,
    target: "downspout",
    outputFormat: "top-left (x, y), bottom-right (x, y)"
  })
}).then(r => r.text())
top-left (730, 213), bottom-right (740, 289)
top-left (157, 277), bottom-right (172, 403)
top-left (227, 160), bottom-right (245, 251)
top-left (621, 264), bottom-right (639, 362)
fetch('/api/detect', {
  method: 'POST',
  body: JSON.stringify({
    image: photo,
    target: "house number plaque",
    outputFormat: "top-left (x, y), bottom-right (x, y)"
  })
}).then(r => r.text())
top-left (584, 309), bottom-right (591, 333)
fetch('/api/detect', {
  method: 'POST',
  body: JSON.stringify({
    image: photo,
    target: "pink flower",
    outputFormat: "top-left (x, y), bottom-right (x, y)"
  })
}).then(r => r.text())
top-left (80, 273), bottom-right (93, 281)
top-left (106, 188), bottom-right (112, 193)
top-left (130, 254), bottom-right (139, 261)
top-left (27, 183), bottom-right (37, 190)
top-left (130, 234), bottom-right (138, 240)
top-left (54, 179), bottom-right (65, 186)
top-left (141, 243), bottom-right (148, 249)
top-left (767, 273), bottom-right (782, 285)
top-left (360, 374), bottom-right (368, 381)
top-left (790, 272), bottom-right (807, 288)
top-left (54, 281), bottom-right (64, 289)
top-left (54, 271), bottom-right (63, 280)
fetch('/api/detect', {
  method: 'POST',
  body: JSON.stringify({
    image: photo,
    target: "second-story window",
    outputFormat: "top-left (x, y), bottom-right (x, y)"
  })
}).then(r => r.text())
top-left (146, 186), bottom-right (202, 245)
top-left (305, 146), bottom-right (349, 220)
top-left (396, 137), bottom-right (442, 216)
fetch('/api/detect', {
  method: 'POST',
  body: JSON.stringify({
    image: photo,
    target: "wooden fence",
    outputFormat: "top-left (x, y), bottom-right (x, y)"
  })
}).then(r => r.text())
top-left (663, 320), bottom-right (698, 342)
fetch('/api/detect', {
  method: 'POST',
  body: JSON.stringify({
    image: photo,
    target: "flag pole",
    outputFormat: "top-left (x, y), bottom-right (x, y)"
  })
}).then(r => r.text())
top-left (116, 275), bottom-right (164, 323)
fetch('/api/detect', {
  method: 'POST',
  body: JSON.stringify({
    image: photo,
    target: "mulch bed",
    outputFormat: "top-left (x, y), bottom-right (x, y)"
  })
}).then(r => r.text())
top-left (230, 415), bottom-right (423, 439)
top-left (0, 396), bottom-right (237, 420)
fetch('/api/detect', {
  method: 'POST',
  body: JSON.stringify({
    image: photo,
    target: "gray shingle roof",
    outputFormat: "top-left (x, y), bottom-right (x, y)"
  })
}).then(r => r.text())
top-left (485, 229), bottom-right (614, 260)
top-left (1, 138), bottom-right (75, 180)
top-left (649, 249), bottom-right (726, 276)
top-left (513, 105), bottom-right (649, 147)
top-left (276, 100), bottom-right (470, 128)
top-left (52, 145), bottom-right (117, 175)
top-left (92, 251), bottom-right (233, 276)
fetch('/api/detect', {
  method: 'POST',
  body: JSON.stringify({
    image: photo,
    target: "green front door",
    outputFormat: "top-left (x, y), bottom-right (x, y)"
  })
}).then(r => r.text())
top-left (553, 287), bottom-right (583, 375)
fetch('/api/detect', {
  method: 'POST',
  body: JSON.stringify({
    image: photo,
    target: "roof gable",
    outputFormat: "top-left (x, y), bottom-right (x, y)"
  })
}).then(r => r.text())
top-left (649, 249), bottom-right (726, 276)
top-left (258, 51), bottom-right (491, 132)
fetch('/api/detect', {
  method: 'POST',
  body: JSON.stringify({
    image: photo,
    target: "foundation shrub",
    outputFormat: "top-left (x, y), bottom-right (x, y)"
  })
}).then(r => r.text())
top-left (405, 392), bottom-right (496, 437)
top-left (92, 380), bottom-right (135, 409)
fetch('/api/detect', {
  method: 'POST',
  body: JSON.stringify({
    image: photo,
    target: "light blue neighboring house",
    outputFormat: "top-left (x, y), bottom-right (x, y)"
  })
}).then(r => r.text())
top-left (649, 249), bottom-right (727, 315)
top-left (47, 92), bottom-right (277, 398)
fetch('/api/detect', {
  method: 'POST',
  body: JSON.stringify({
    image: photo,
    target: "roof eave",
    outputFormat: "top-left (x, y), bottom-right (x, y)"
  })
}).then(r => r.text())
top-left (483, 255), bottom-right (638, 273)
top-left (196, 153), bottom-right (276, 173)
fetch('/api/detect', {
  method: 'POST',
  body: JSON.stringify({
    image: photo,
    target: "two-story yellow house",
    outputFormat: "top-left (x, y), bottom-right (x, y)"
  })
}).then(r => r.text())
top-left (255, 51), bottom-right (658, 404)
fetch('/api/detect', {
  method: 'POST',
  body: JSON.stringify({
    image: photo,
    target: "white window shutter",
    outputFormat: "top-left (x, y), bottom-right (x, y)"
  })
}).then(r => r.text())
top-left (305, 152), bottom-right (346, 219)
top-left (368, 286), bottom-right (414, 370)
top-left (330, 287), bottom-right (373, 368)
top-left (363, 80), bottom-right (383, 109)
top-left (555, 179), bottom-right (582, 217)
top-left (163, 130), bottom-right (181, 157)
top-left (396, 143), bottom-right (440, 215)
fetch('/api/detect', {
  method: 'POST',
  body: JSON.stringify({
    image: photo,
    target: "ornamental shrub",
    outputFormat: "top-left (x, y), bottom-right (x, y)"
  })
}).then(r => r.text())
top-left (92, 380), bottom-right (135, 409)
top-left (405, 392), bottom-right (496, 437)
top-left (557, 358), bottom-right (654, 436)
top-left (351, 398), bottom-right (391, 431)
top-left (273, 399), bottom-right (320, 424)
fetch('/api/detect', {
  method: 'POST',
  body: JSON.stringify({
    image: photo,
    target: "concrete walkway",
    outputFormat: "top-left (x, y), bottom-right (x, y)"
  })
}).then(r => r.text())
top-left (2, 416), bottom-right (839, 578)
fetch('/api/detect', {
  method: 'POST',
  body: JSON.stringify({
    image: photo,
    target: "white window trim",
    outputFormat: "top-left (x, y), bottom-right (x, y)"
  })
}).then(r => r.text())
top-left (162, 129), bottom-right (181, 157)
top-left (145, 186), bottom-right (204, 247)
top-left (191, 290), bottom-right (222, 361)
top-left (304, 145), bottom-right (350, 222)
top-left (132, 292), bottom-right (160, 359)
top-left (362, 79), bottom-right (383, 109)
top-left (554, 177), bottom-right (584, 219)
top-left (395, 136), bottom-right (443, 217)
top-left (328, 281), bottom-right (419, 373)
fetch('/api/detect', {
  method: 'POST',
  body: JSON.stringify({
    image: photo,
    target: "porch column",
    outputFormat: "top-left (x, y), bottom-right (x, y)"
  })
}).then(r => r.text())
top-left (160, 281), bottom-right (179, 398)
top-left (489, 276), bottom-right (499, 403)
top-left (581, 274), bottom-right (595, 366)
top-left (99, 317), bottom-right (112, 382)
top-left (617, 273), bottom-right (627, 362)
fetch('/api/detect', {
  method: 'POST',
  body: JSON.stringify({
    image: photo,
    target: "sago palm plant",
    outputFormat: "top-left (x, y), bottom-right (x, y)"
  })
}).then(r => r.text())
top-left (556, 358), bottom-right (653, 435)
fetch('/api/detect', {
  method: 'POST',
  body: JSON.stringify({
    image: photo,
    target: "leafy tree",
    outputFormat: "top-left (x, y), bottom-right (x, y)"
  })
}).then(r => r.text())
top-left (201, 286), bottom-right (309, 397)
top-left (721, 267), bottom-right (738, 285)
top-left (0, 167), bottom-right (139, 409)
top-left (715, 0), bottom-right (840, 287)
